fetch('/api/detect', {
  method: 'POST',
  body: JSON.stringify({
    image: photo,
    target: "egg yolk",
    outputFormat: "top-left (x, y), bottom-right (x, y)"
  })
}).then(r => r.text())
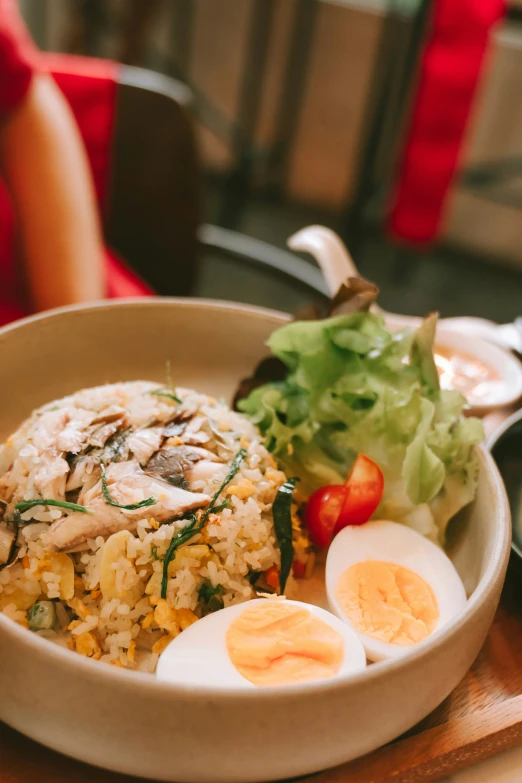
top-left (226, 602), bottom-right (344, 686)
top-left (336, 560), bottom-right (439, 646)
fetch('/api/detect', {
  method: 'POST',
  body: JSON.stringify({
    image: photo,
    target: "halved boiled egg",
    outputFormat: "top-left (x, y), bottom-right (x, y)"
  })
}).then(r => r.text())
top-left (156, 598), bottom-right (366, 689)
top-left (326, 520), bottom-right (467, 662)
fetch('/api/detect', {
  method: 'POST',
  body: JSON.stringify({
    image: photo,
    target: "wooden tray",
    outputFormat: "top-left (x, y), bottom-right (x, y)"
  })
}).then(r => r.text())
top-left (2, 562), bottom-right (522, 783)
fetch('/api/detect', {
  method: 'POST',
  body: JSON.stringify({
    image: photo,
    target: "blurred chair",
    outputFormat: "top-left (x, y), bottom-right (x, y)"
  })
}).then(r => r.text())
top-left (46, 54), bottom-right (326, 307)
top-left (45, 54), bottom-right (200, 298)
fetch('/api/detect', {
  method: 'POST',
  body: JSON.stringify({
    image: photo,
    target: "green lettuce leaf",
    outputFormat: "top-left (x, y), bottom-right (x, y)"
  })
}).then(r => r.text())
top-left (402, 399), bottom-right (445, 506)
top-left (409, 312), bottom-right (440, 396)
top-left (239, 311), bottom-right (484, 544)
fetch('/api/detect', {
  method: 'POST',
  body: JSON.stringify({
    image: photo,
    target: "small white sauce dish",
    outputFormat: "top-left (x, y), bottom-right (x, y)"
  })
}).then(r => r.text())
top-left (387, 313), bottom-right (522, 414)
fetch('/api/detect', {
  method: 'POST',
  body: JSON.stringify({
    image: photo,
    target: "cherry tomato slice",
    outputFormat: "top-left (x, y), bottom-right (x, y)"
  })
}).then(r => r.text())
top-left (304, 455), bottom-right (385, 547)
top-left (304, 485), bottom-right (347, 548)
top-left (335, 454), bottom-right (384, 532)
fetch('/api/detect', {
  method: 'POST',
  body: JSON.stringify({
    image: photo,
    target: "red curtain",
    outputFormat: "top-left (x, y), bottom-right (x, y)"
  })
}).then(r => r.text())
top-left (387, 0), bottom-right (506, 245)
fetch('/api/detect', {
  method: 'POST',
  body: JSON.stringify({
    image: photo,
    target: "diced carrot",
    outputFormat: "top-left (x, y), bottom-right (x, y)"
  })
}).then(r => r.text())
top-left (265, 566), bottom-right (280, 590)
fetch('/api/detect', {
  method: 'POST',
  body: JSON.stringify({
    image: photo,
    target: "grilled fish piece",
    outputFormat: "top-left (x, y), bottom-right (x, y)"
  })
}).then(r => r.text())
top-left (46, 460), bottom-right (210, 551)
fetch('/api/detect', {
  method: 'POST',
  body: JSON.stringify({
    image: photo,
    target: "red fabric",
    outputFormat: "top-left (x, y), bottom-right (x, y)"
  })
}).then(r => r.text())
top-left (0, 0), bottom-right (35, 323)
top-left (387, 0), bottom-right (506, 245)
top-left (0, 0), bottom-right (36, 118)
top-left (106, 247), bottom-right (154, 298)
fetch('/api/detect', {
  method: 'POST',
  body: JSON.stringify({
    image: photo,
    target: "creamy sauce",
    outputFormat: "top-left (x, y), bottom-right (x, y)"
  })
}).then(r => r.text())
top-left (435, 346), bottom-right (498, 404)
top-left (226, 601), bottom-right (344, 686)
top-left (336, 560), bottom-right (439, 646)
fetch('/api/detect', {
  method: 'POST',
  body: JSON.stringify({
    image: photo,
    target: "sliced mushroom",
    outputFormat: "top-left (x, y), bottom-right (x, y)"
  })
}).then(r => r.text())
top-left (102, 428), bottom-right (131, 463)
top-left (146, 446), bottom-right (220, 489)
top-left (88, 419), bottom-right (125, 449)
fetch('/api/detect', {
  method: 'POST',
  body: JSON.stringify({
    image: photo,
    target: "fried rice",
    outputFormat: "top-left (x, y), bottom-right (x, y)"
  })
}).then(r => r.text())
top-left (0, 381), bottom-right (310, 671)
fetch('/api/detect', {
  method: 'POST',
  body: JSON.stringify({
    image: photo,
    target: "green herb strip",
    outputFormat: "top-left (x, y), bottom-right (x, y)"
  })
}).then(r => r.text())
top-left (160, 515), bottom-right (198, 598)
top-left (206, 594), bottom-right (224, 612)
top-left (211, 500), bottom-right (229, 514)
top-left (205, 449), bottom-right (247, 517)
top-left (100, 462), bottom-right (156, 511)
top-left (272, 478), bottom-right (298, 594)
top-left (150, 390), bottom-right (182, 404)
top-left (161, 448), bottom-right (246, 598)
top-left (16, 499), bottom-right (93, 516)
top-left (198, 580), bottom-right (222, 604)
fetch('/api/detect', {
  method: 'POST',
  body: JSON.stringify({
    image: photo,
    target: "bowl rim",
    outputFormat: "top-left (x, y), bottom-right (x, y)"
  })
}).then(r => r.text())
top-left (487, 407), bottom-right (522, 563)
top-left (486, 406), bottom-right (522, 452)
top-left (0, 296), bottom-right (291, 339)
top-left (0, 299), bottom-right (512, 702)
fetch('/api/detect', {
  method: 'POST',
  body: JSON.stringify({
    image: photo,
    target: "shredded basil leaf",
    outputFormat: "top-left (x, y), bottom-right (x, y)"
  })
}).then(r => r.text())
top-left (210, 500), bottom-right (229, 514)
top-left (150, 389), bottom-right (182, 404)
top-left (160, 515), bottom-right (199, 598)
top-left (206, 594), bottom-right (224, 612)
top-left (272, 478), bottom-right (298, 594)
top-left (100, 462), bottom-right (156, 510)
top-left (198, 581), bottom-right (221, 602)
top-left (151, 545), bottom-right (160, 561)
top-left (198, 580), bottom-right (225, 612)
top-left (161, 448), bottom-right (246, 598)
top-left (206, 448), bottom-right (247, 516)
top-left (15, 499), bottom-right (93, 515)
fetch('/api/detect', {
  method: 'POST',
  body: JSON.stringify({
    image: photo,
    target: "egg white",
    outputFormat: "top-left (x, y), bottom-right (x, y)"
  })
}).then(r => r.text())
top-left (156, 599), bottom-right (367, 689)
top-left (325, 520), bottom-right (467, 662)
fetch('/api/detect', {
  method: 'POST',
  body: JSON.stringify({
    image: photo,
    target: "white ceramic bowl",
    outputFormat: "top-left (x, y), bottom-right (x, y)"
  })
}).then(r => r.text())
top-left (0, 299), bottom-right (511, 783)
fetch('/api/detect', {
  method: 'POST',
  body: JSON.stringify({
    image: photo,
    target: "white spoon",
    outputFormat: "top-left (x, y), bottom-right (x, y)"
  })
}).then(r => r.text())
top-left (288, 225), bottom-right (359, 298)
top-left (288, 225), bottom-right (419, 327)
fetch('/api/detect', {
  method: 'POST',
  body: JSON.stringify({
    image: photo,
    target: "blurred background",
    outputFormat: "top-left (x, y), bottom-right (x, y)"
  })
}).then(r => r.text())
top-left (19, 0), bottom-right (522, 320)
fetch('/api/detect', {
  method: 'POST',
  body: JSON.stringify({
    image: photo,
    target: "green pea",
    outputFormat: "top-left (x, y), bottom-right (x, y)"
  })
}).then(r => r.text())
top-left (28, 601), bottom-right (56, 631)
